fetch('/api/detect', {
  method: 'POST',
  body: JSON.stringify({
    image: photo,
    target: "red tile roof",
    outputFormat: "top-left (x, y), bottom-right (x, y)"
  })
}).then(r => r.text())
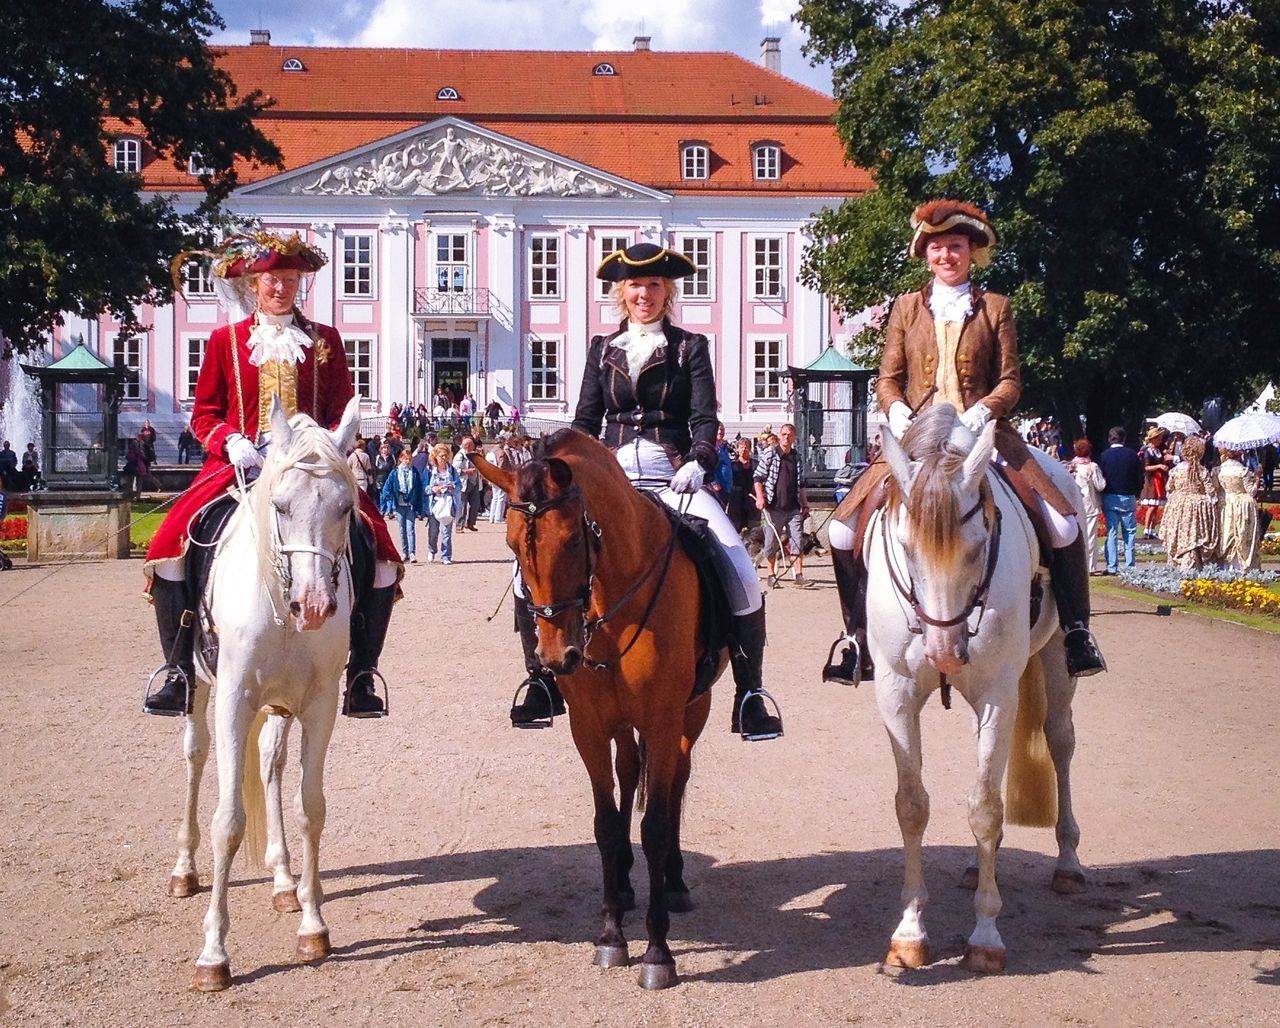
top-left (136, 46), bottom-right (871, 197)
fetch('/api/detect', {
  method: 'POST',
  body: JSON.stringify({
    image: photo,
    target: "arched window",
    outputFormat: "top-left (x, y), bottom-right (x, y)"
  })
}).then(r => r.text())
top-left (753, 143), bottom-right (781, 180)
top-left (113, 137), bottom-right (141, 173)
top-left (282, 58), bottom-right (306, 72)
top-left (681, 143), bottom-right (709, 181)
top-left (436, 86), bottom-right (460, 101)
top-left (592, 62), bottom-right (617, 76)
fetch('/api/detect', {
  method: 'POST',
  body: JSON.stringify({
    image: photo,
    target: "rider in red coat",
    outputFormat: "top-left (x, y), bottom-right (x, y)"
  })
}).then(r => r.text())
top-left (144, 231), bottom-right (401, 719)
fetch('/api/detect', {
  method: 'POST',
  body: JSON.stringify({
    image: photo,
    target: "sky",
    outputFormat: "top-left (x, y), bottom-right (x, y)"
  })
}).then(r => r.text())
top-left (209, 0), bottom-right (835, 96)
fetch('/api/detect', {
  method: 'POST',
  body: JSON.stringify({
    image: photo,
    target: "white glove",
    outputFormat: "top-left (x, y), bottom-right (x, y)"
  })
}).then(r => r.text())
top-left (669, 461), bottom-right (705, 494)
top-left (888, 401), bottom-right (913, 439)
top-left (226, 433), bottom-right (264, 471)
top-left (960, 402), bottom-right (993, 434)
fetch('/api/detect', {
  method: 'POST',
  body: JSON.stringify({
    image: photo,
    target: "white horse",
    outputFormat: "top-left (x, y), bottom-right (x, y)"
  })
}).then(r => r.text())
top-left (166, 396), bottom-right (361, 992)
top-left (866, 404), bottom-right (1085, 974)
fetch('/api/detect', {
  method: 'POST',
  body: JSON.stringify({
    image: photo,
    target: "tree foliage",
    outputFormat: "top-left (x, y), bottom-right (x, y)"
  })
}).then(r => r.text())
top-left (0, 0), bottom-right (281, 355)
top-left (796, 0), bottom-right (1280, 438)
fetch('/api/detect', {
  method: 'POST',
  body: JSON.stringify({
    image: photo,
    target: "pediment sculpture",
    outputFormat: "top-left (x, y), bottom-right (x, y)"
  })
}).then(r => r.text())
top-left (293, 126), bottom-right (639, 198)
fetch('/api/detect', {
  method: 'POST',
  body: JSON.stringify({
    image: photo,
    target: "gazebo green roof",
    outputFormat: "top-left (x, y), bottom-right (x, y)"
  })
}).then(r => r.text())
top-left (790, 343), bottom-right (871, 377)
top-left (47, 343), bottom-right (111, 372)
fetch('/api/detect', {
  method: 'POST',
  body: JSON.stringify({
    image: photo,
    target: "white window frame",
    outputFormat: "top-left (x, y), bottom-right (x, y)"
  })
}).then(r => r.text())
top-left (113, 333), bottom-right (144, 401)
top-left (527, 334), bottom-right (562, 402)
top-left (340, 231), bottom-right (376, 299)
top-left (187, 153), bottom-right (214, 177)
top-left (749, 335), bottom-right (786, 401)
top-left (113, 138), bottom-right (141, 173)
top-left (282, 58), bottom-right (306, 72)
top-left (676, 234), bottom-right (714, 300)
top-left (681, 144), bottom-right (709, 181)
top-left (184, 260), bottom-right (214, 298)
top-left (180, 334), bottom-right (208, 402)
top-left (750, 236), bottom-right (786, 300)
top-left (432, 232), bottom-right (470, 292)
top-left (753, 144), bottom-right (781, 181)
top-left (528, 234), bottom-right (562, 300)
top-left (344, 335), bottom-right (377, 403)
top-left (597, 234), bottom-right (631, 298)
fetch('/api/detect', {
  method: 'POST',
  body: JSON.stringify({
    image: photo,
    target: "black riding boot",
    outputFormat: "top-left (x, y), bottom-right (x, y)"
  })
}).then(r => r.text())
top-left (823, 544), bottom-right (875, 686)
top-left (729, 604), bottom-right (783, 740)
top-left (144, 577), bottom-right (196, 716)
top-left (344, 585), bottom-right (393, 718)
top-left (1051, 532), bottom-right (1107, 678)
top-left (510, 600), bottom-right (565, 727)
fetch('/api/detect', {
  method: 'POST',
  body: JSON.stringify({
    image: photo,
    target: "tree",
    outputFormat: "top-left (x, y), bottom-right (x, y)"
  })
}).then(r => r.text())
top-left (0, 0), bottom-right (281, 356)
top-left (796, 0), bottom-right (1280, 441)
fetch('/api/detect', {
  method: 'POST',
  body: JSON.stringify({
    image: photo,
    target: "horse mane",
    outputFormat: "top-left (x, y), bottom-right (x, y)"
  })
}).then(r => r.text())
top-left (253, 413), bottom-right (358, 576)
top-left (888, 404), bottom-right (973, 568)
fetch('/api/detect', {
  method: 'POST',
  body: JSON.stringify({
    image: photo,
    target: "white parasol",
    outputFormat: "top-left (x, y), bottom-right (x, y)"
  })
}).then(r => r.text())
top-left (1213, 412), bottom-right (1280, 451)
top-left (1154, 411), bottom-right (1202, 436)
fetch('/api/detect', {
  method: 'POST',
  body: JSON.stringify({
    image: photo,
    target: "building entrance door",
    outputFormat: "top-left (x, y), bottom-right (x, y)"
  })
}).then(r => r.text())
top-left (430, 338), bottom-right (470, 404)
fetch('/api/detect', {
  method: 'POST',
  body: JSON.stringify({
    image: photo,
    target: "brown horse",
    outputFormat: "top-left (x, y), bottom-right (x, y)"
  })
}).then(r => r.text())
top-left (472, 428), bottom-right (719, 990)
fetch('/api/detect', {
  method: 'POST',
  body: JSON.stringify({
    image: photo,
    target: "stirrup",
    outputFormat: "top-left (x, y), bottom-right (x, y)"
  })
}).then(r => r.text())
top-left (143, 663), bottom-right (191, 717)
top-left (343, 668), bottom-right (390, 718)
top-left (822, 635), bottom-right (862, 687)
top-left (510, 676), bottom-right (559, 730)
top-left (737, 688), bottom-right (783, 742)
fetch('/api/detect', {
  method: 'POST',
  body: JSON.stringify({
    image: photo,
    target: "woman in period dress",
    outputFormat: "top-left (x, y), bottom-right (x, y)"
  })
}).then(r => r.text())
top-left (1158, 436), bottom-right (1219, 570)
top-left (1138, 427), bottom-right (1172, 539)
top-left (1215, 448), bottom-right (1261, 570)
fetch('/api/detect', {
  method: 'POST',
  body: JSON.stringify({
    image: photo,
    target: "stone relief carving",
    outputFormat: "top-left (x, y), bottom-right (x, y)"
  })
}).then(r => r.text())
top-left (294, 126), bottom-right (638, 198)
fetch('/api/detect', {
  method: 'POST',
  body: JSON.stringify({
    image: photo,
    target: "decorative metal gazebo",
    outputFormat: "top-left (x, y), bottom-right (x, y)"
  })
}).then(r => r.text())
top-left (21, 342), bottom-right (136, 491)
top-left (787, 343), bottom-right (874, 489)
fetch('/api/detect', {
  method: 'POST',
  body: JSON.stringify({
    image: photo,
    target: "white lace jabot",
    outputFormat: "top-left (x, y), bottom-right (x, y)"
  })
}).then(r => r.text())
top-left (928, 280), bottom-right (972, 323)
top-left (246, 310), bottom-right (314, 367)
top-left (614, 319), bottom-right (666, 388)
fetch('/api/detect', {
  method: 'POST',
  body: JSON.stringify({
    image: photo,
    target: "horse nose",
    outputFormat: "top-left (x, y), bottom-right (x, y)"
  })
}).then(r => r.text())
top-left (289, 600), bottom-right (302, 616)
top-left (325, 599), bottom-right (337, 618)
top-left (560, 647), bottom-right (583, 675)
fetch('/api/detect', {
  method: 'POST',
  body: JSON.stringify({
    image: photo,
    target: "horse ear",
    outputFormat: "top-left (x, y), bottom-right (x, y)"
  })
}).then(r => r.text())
top-left (269, 394), bottom-right (292, 452)
top-left (332, 396), bottom-right (360, 455)
top-left (960, 419), bottom-right (997, 491)
top-left (546, 457), bottom-right (573, 491)
top-left (470, 448), bottom-right (515, 495)
top-left (880, 423), bottom-right (915, 498)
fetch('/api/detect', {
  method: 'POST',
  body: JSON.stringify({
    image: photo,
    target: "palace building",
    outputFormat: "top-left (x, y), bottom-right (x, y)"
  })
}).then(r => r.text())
top-left (54, 34), bottom-right (871, 453)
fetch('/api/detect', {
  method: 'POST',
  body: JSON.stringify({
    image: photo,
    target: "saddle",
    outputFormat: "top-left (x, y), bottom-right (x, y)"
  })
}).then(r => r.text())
top-left (639, 493), bottom-right (733, 699)
top-left (182, 489), bottom-right (377, 673)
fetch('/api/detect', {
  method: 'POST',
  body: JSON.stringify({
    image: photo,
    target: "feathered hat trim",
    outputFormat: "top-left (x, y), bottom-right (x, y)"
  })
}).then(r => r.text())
top-left (909, 199), bottom-right (998, 266)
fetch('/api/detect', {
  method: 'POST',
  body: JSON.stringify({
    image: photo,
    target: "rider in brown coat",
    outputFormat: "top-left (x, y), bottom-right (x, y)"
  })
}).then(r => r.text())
top-left (823, 200), bottom-right (1106, 685)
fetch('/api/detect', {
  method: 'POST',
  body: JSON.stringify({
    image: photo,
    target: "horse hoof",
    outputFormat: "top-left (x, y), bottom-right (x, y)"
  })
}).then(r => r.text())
top-left (593, 944), bottom-right (630, 969)
top-left (1052, 870), bottom-right (1087, 895)
top-left (296, 929), bottom-right (331, 962)
top-left (664, 889), bottom-right (694, 914)
top-left (273, 888), bottom-right (302, 913)
top-left (961, 944), bottom-right (1006, 974)
top-left (960, 866), bottom-right (979, 891)
top-left (193, 961), bottom-right (231, 992)
top-left (884, 938), bottom-right (930, 969)
top-left (618, 888), bottom-right (636, 912)
top-left (637, 961), bottom-right (679, 990)
top-left (168, 873), bottom-right (199, 898)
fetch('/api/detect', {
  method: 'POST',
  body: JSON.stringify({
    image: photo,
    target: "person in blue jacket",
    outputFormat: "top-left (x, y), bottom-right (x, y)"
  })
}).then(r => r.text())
top-left (380, 449), bottom-right (427, 563)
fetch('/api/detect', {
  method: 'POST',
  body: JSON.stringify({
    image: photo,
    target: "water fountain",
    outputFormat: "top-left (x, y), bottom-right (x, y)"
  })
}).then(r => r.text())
top-left (0, 348), bottom-right (43, 458)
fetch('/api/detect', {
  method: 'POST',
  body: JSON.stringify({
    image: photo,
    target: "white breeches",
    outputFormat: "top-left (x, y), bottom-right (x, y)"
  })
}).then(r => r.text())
top-left (154, 554), bottom-right (398, 587)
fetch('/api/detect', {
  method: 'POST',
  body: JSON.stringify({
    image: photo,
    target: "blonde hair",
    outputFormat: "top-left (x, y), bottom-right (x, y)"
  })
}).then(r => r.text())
top-left (431, 443), bottom-right (453, 468)
top-left (608, 277), bottom-right (678, 322)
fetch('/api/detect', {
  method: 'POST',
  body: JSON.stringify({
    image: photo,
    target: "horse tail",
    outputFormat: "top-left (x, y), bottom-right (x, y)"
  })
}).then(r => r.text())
top-left (1006, 653), bottom-right (1058, 828)
top-left (635, 737), bottom-right (648, 813)
top-left (241, 709), bottom-right (268, 869)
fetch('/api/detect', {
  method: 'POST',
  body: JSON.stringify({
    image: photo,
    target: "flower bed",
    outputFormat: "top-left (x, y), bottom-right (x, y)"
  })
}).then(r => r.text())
top-left (1, 515), bottom-right (27, 541)
top-left (1181, 578), bottom-right (1280, 617)
top-left (1117, 564), bottom-right (1278, 596)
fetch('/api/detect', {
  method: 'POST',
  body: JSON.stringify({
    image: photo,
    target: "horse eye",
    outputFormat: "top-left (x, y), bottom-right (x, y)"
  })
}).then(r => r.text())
top-left (273, 500), bottom-right (289, 515)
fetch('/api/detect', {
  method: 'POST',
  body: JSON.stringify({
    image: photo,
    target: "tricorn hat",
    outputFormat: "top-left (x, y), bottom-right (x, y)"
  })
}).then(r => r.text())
top-left (909, 200), bottom-right (998, 267)
top-left (596, 243), bottom-right (698, 281)
top-left (171, 230), bottom-right (328, 319)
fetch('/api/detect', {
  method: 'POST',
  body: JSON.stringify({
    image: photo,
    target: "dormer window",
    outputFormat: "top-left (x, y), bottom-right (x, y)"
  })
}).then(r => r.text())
top-left (282, 58), bottom-right (305, 72)
top-left (681, 143), bottom-right (709, 181)
top-left (436, 86), bottom-right (460, 101)
top-left (753, 143), bottom-right (781, 181)
top-left (113, 137), bottom-right (141, 173)
top-left (592, 62), bottom-right (617, 76)
top-left (187, 153), bottom-right (214, 177)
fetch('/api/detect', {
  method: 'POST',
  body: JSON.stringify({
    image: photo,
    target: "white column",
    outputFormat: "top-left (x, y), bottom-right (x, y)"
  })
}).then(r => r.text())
top-left (152, 302), bottom-right (176, 418)
top-left (720, 228), bottom-right (743, 420)
top-left (793, 231), bottom-right (823, 366)
top-left (488, 214), bottom-right (519, 412)
top-left (380, 217), bottom-right (413, 407)
top-left (310, 222), bottom-right (336, 325)
top-left (565, 223), bottom-right (588, 415)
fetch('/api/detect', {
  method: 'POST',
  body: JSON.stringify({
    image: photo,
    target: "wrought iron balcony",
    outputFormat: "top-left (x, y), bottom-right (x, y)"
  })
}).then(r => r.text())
top-left (413, 286), bottom-right (493, 318)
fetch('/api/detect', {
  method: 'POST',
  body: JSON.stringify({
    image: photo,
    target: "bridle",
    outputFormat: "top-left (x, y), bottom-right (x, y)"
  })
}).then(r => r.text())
top-left (262, 458), bottom-right (350, 600)
top-left (883, 483), bottom-right (1002, 637)
top-left (507, 484), bottom-right (679, 671)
